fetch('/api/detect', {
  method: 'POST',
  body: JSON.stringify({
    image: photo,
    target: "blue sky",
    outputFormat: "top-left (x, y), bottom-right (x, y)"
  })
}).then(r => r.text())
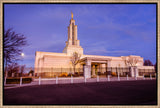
top-left (4, 4), bottom-right (156, 67)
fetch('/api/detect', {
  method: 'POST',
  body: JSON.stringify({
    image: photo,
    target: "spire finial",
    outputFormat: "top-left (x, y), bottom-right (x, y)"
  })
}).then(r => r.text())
top-left (71, 11), bottom-right (73, 19)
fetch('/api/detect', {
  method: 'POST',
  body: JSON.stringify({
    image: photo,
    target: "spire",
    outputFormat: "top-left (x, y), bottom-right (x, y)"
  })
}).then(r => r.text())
top-left (63, 12), bottom-right (83, 55)
top-left (71, 11), bottom-right (73, 19)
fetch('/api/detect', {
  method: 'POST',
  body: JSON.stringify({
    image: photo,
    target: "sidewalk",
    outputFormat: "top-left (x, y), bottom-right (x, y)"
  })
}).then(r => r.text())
top-left (4, 77), bottom-right (156, 89)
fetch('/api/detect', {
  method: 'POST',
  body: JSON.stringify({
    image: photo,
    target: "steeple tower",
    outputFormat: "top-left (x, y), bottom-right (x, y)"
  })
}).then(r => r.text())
top-left (71, 11), bottom-right (73, 19)
top-left (63, 12), bottom-right (83, 55)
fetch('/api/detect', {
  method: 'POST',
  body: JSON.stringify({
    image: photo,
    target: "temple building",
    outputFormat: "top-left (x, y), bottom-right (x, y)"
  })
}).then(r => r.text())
top-left (34, 12), bottom-right (154, 78)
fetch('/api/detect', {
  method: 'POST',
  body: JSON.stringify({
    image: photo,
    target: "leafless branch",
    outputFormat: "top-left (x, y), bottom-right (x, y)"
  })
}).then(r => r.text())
top-left (71, 52), bottom-right (81, 73)
top-left (4, 28), bottom-right (27, 65)
top-left (123, 56), bottom-right (140, 67)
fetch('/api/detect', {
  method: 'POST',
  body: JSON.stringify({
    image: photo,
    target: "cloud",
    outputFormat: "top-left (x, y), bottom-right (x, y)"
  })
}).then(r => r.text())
top-left (84, 43), bottom-right (134, 56)
top-left (23, 54), bottom-right (35, 60)
top-left (86, 49), bottom-right (133, 55)
top-left (85, 49), bottom-right (107, 55)
top-left (4, 4), bottom-right (156, 66)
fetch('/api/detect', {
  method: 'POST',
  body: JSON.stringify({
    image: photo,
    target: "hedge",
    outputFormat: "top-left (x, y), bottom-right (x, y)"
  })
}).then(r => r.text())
top-left (144, 75), bottom-right (156, 78)
top-left (6, 77), bottom-right (32, 84)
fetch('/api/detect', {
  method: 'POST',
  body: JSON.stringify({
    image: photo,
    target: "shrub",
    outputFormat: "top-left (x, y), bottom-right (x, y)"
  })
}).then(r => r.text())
top-left (59, 72), bottom-right (68, 77)
top-left (144, 74), bottom-right (155, 77)
top-left (73, 72), bottom-right (80, 77)
top-left (28, 70), bottom-right (34, 76)
top-left (79, 72), bottom-right (83, 76)
top-left (6, 77), bottom-right (32, 84)
top-left (97, 72), bottom-right (101, 75)
top-left (67, 73), bottom-right (72, 77)
top-left (91, 75), bottom-right (97, 78)
top-left (111, 72), bottom-right (117, 76)
top-left (120, 74), bottom-right (127, 77)
top-left (107, 71), bottom-right (111, 75)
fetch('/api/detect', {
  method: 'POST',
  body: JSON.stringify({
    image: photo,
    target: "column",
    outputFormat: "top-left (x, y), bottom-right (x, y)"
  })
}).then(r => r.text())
top-left (135, 67), bottom-right (139, 77)
top-left (130, 66), bottom-right (139, 77)
top-left (130, 67), bottom-right (134, 77)
top-left (105, 63), bottom-right (108, 74)
top-left (84, 59), bottom-right (91, 78)
top-left (101, 64), bottom-right (106, 74)
top-left (96, 65), bottom-right (99, 75)
top-left (92, 65), bottom-right (95, 76)
top-left (107, 60), bottom-right (111, 67)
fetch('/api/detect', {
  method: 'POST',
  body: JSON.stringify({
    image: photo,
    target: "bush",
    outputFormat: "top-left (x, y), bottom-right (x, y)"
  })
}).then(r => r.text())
top-left (91, 75), bottom-right (97, 78)
top-left (79, 72), bottom-right (83, 76)
top-left (59, 72), bottom-right (68, 77)
top-left (120, 74), bottom-right (127, 77)
top-left (6, 77), bottom-right (32, 84)
top-left (106, 71), bottom-right (111, 75)
top-left (73, 72), bottom-right (80, 77)
top-left (144, 74), bottom-right (155, 77)
top-left (28, 70), bottom-right (34, 76)
top-left (97, 72), bottom-right (101, 75)
top-left (111, 72), bottom-right (117, 76)
top-left (67, 73), bottom-right (72, 77)
top-left (67, 72), bottom-right (81, 77)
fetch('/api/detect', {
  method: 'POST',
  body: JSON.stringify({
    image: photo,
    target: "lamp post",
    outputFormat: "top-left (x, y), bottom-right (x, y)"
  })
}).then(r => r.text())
top-left (20, 53), bottom-right (25, 85)
top-left (20, 53), bottom-right (24, 77)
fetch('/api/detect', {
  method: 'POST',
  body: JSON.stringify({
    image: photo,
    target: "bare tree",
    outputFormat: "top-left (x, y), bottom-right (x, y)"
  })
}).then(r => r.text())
top-left (4, 28), bottom-right (27, 77)
top-left (71, 52), bottom-right (81, 74)
top-left (143, 59), bottom-right (153, 66)
top-left (20, 65), bottom-right (26, 77)
top-left (7, 63), bottom-right (19, 77)
top-left (123, 56), bottom-right (140, 67)
top-left (154, 62), bottom-right (157, 73)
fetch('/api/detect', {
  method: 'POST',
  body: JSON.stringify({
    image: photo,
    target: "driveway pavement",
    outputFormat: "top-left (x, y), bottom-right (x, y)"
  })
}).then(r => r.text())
top-left (4, 80), bottom-right (157, 105)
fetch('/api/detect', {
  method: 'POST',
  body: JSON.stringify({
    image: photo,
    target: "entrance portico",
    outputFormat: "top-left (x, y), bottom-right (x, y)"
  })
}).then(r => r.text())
top-left (80, 57), bottom-right (111, 78)
top-left (91, 62), bottom-right (108, 76)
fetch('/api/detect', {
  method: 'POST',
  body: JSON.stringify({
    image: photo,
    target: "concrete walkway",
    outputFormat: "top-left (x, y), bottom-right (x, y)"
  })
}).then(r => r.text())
top-left (4, 77), bottom-right (156, 89)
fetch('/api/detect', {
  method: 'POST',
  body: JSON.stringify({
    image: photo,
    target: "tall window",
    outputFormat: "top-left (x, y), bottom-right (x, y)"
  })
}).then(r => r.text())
top-left (72, 23), bottom-right (74, 45)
